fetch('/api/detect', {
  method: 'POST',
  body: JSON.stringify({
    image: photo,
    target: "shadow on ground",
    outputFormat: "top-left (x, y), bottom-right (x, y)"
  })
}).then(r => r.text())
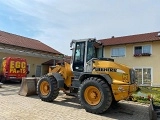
top-left (0, 82), bottom-right (149, 120)
top-left (30, 93), bottom-right (149, 120)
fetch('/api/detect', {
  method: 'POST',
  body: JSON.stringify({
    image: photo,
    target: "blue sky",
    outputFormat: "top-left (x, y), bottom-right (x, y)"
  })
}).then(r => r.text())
top-left (0, 0), bottom-right (159, 55)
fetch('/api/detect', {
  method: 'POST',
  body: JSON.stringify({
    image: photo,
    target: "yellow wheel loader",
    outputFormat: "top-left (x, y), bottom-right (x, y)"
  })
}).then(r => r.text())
top-left (37, 38), bottom-right (138, 114)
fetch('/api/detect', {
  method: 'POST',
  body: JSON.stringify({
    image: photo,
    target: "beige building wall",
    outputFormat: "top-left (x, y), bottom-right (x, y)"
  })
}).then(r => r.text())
top-left (103, 41), bottom-right (160, 86)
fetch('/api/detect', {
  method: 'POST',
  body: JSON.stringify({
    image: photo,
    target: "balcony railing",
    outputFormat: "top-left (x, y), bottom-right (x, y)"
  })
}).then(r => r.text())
top-left (134, 53), bottom-right (151, 57)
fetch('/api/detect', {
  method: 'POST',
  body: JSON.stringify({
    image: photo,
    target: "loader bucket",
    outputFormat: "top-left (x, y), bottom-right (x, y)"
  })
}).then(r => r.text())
top-left (18, 77), bottom-right (39, 96)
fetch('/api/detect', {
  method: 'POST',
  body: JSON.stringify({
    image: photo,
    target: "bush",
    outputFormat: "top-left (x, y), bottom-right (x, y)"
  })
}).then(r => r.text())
top-left (130, 86), bottom-right (160, 105)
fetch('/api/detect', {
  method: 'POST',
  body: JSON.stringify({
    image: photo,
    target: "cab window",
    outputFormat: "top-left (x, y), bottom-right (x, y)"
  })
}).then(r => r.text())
top-left (86, 42), bottom-right (96, 61)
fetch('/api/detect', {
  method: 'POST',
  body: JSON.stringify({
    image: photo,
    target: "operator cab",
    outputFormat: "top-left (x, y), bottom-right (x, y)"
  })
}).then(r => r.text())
top-left (70, 38), bottom-right (103, 72)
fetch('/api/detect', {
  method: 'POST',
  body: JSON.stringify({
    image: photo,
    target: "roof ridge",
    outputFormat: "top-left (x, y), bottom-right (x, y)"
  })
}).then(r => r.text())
top-left (119, 31), bottom-right (159, 38)
top-left (100, 31), bottom-right (159, 40)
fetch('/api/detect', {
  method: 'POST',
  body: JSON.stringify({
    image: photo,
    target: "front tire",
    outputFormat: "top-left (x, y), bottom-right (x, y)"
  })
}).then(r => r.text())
top-left (78, 77), bottom-right (112, 114)
top-left (37, 75), bottom-right (59, 102)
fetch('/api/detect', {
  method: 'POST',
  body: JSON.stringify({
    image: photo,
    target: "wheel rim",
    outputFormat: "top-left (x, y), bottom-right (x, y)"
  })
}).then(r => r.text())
top-left (84, 86), bottom-right (101, 106)
top-left (40, 81), bottom-right (50, 96)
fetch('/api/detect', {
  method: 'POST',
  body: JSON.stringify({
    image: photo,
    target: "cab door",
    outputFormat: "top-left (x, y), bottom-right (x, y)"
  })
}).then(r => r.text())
top-left (72, 42), bottom-right (85, 72)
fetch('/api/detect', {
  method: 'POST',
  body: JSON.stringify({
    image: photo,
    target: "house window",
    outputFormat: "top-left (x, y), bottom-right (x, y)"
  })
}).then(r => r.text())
top-left (135, 68), bottom-right (152, 86)
top-left (26, 64), bottom-right (30, 75)
top-left (111, 47), bottom-right (125, 57)
top-left (134, 45), bottom-right (151, 56)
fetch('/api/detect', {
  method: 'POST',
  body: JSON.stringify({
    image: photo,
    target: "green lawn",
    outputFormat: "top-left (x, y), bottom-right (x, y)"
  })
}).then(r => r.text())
top-left (131, 86), bottom-right (160, 105)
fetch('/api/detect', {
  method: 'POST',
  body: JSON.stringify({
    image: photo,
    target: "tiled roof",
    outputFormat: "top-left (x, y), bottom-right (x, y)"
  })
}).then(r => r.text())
top-left (0, 30), bottom-right (62, 54)
top-left (99, 31), bottom-right (160, 46)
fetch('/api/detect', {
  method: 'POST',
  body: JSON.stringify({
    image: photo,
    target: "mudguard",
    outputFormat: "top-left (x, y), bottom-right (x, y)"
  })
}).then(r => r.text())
top-left (48, 73), bottom-right (64, 88)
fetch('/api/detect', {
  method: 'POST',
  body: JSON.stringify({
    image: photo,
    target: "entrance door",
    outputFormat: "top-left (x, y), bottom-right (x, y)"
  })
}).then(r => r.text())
top-left (36, 65), bottom-right (42, 77)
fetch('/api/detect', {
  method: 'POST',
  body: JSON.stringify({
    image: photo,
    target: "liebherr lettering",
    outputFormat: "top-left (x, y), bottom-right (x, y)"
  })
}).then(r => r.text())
top-left (93, 67), bottom-right (117, 72)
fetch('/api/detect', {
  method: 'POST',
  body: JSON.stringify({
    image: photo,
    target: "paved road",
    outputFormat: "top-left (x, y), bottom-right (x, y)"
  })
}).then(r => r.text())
top-left (0, 82), bottom-right (150, 120)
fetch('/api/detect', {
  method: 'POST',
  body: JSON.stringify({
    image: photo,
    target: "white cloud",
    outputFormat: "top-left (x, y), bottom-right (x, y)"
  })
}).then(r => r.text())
top-left (0, 0), bottom-right (159, 55)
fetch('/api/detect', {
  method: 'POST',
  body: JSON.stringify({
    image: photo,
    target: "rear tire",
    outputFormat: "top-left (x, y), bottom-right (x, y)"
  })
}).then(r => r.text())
top-left (78, 77), bottom-right (112, 114)
top-left (37, 75), bottom-right (59, 102)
